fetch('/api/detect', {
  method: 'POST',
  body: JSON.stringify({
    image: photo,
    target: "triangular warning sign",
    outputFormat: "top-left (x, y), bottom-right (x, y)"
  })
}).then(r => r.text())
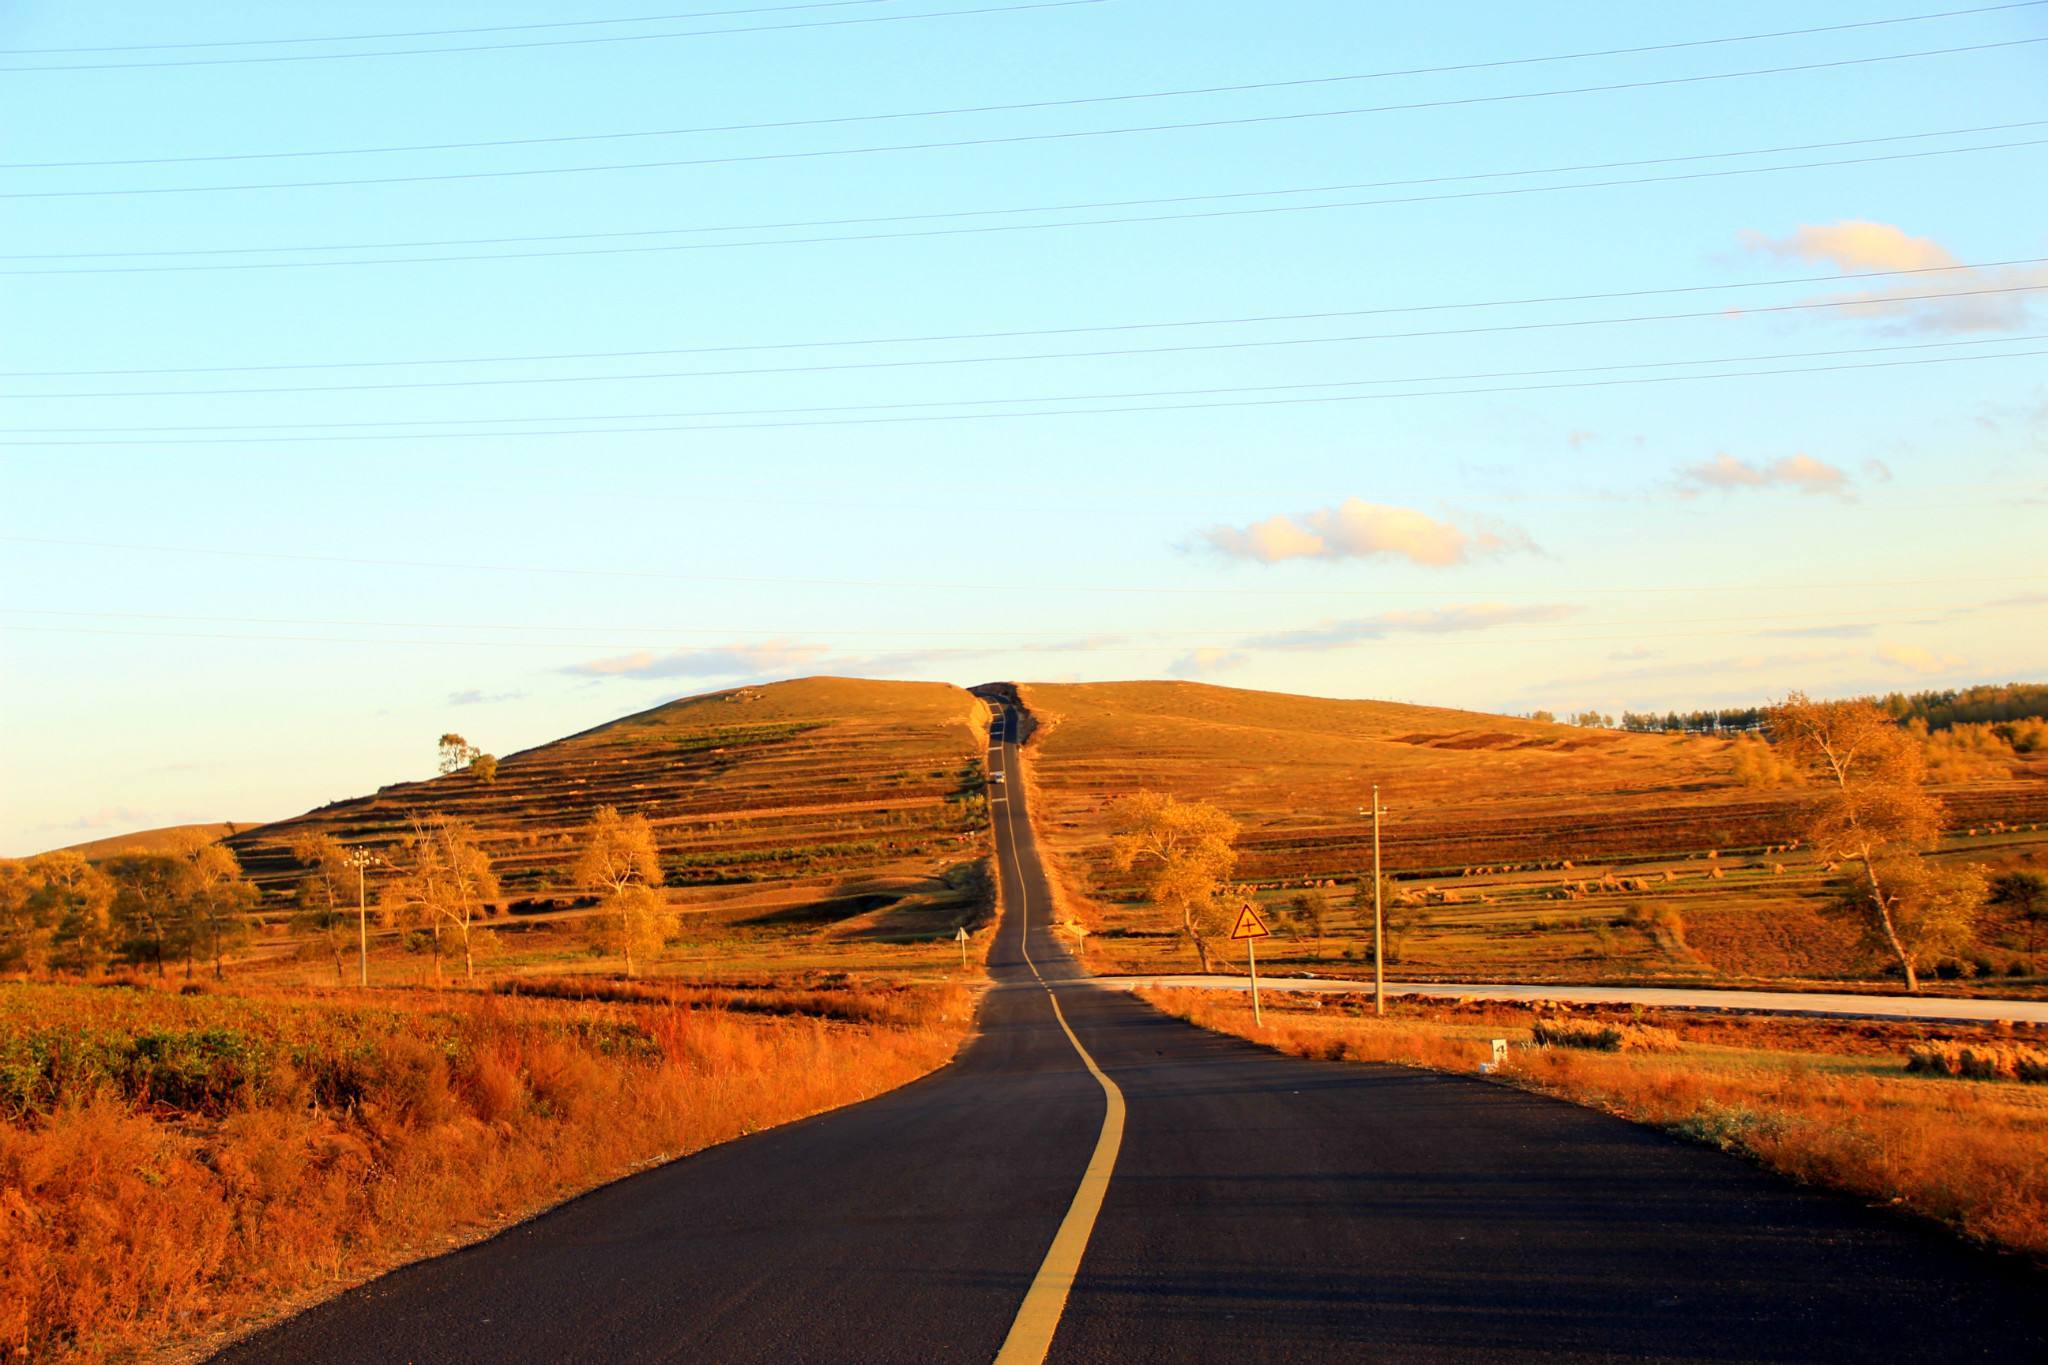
top-left (1229, 903), bottom-right (1270, 940)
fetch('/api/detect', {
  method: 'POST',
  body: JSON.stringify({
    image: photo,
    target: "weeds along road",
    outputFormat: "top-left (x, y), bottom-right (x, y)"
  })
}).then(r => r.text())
top-left (215, 697), bottom-right (2048, 1365)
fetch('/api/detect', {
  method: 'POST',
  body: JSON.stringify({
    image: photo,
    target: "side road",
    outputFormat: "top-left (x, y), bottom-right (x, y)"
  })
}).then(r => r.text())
top-left (1088, 974), bottom-right (2048, 1024)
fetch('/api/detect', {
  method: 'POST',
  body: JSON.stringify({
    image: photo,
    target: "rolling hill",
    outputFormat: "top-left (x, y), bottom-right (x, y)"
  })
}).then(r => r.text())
top-left (52, 822), bottom-right (257, 860)
top-left (226, 677), bottom-right (994, 975)
top-left (1011, 680), bottom-right (2048, 985)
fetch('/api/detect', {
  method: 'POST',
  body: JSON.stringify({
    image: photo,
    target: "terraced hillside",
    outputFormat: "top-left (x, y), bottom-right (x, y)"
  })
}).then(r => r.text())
top-left (228, 678), bottom-right (993, 973)
top-left (1014, 681), bottom-right (2048, 988)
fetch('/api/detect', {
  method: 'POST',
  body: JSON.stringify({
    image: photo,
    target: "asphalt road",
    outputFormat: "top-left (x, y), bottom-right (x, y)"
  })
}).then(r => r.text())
top-left (1093, 975), bottom-right (2048, 1025)
top-left (214, 694), bottom-right (2048, 1364)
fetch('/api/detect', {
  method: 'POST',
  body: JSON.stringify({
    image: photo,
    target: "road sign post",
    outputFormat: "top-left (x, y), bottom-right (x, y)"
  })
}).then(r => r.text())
top-left (1230, 902), bottom-right (1271, 1026)
top-left (956, 924), bottom-right (969, 968)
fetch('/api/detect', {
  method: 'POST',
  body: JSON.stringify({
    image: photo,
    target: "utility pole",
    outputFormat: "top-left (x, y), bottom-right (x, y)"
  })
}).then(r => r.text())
top-left (345, 847), bottom-right (378, 987)
top-left (1360, 788), bottom-right (1387, 1016)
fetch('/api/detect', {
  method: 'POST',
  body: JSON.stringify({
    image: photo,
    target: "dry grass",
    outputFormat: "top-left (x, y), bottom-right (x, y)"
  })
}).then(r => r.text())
top-left (221, 678), bottom-right (994, 982)
top-left (1529, 1016), bottom-right (1681, 1052)
top-left (1019, 681), bottom-right (2048, 990)
top-left (1907, 1039), bottom-right (2048, 1082)
top-left (0, 976), bottom-right (974, 1363)
top-left (1139, 987), bottom-right (2048, 1260)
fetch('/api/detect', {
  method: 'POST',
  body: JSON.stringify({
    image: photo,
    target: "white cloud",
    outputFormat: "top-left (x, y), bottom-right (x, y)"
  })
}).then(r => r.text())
top-left (1758, 624), bottom-right (1874, 639)
top-left (1740, 220), bottom-right (1953, 274)
top-left (1737, 220), bottom-right (2044, 335)
top-left (1198, 498), bottom-right (1533, 567)
top-left (449, 688), bottom-right (525, 706)
top-left (564, 640), bottom-right (828, 680)
top-left (1169, 647), bottom-right (1248, 677)
top-left (34, 805), bottom-right (161, 836)
top-left (1248, 603), bottom-right (1578, 651)
top-left (1874, 642), bottom-right (1966, 675)
top-left (1678, 452), bottom-right (1851, 498)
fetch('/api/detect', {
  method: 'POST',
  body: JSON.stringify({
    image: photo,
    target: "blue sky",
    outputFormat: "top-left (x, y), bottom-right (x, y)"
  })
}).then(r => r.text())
top-left (3, 0), bottom-right (2045, 852)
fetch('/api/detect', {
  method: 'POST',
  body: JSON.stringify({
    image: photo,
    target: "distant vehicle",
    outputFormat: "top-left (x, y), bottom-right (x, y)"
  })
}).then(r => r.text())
top-left (990, 771), bottom-right (1005, 783)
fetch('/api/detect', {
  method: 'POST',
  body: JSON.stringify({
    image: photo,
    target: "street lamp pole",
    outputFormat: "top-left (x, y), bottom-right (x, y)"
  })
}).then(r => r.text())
top-left (345, 848), bottom-right (377, 987)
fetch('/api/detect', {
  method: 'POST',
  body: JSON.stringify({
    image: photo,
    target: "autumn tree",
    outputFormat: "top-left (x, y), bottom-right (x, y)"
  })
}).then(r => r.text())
top-left (290, 832), bottom-right (355, 985)
top-left (29, 852), bottom-right (115, 976)
top-left (572, 805), bottom-right (670, 976)
top-left (104, 852), bottom-right (197, 977)
top-left (393, 815), bottom-right (499, 983)
top-left (469, 752), bottom-right (499, 783)
top-left (180, 840), bottom-right (258, 980)
top-left (1768, 693), bottom-right (1980, 991)
top-left (0, 858), bottom-right (39, 972)
top-left (1992, 870), bottom-right (2048, 956)
top-left (437, 733), bottom-right (479, 776)
top-left (1286, 888), bottom-right (1329, 956)
top-left (1351, 874), bottom-right (1427, 963)
top-left (1107, 792), bottom-right (1239, 972)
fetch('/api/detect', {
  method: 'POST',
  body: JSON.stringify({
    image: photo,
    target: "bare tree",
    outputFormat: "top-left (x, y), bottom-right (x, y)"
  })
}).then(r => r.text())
top-left (395, 815), bottom-right (499, 984)
top-left (1768, 692), bottom-right (1979, 991)
top-left (572, 806), bottom-right (669, 976)
top-left (290, 832), bottom-right (354, 985)
top-left (1107, 792), bottom-right (1239, 973)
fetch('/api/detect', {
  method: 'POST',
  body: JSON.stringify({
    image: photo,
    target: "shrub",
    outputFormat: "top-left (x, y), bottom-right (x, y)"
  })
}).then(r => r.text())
top-left (1532, 1017), bottom-right (1681, 1053)
top-left (1906, 1040), bottom-right (2048, 1083)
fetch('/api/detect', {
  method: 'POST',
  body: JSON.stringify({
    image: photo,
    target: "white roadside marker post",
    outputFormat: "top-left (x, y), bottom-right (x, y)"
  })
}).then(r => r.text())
top-left (956, 924), bottom-right (970, 968)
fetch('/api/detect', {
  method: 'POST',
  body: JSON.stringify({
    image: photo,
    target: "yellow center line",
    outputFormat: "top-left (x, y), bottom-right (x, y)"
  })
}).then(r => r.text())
top-left (990, 706), bottom-right (1127, 1365)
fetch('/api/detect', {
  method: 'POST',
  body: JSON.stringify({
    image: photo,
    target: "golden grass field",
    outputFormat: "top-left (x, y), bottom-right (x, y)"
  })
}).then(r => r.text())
top-left (11, 675), bottom-right (2048, 1357)
top-left (1021, 681), bottom-right (2048, 990)
top-left (1140, 988), bottom-right (2048, 1262)
top-left (226, 677), bottom-right (996, 985)
top-left (0, 975), bottom-right (975, 1363)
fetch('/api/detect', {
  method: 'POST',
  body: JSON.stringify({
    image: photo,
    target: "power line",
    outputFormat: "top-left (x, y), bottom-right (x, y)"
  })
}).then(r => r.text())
top-left (10, 124), bottom-right (2042, 276)
top-left (0, 0), bottom-right (1107, 72)
top-left (8, 3), bottom-right (2037, 164)
top-left (11, 251), bottom-right (2041, 377)
top-left (0, 603), bottom-right (2015, 641)
top-left (6, 534), bottom-right (2039, 599)
top-left (9, 334), bottom-right (2035, 436)
top-left (0, 1), bottom-right (911, 54)
top-left (11, 285), bottom-right (2038, 401)
top-left (13, 348), bottom-right (2048, 446)
top-left (10, 38), bottom-right (2040, 196)
top-left (5, 349), bottom-right (2044, 447)
top-left (3, 610), bottom-right (2037, 653)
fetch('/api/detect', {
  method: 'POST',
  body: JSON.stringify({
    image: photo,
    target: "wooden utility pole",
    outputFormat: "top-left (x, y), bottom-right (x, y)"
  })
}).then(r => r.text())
top-left (1371, 786), bottom-right (1386, 1017)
